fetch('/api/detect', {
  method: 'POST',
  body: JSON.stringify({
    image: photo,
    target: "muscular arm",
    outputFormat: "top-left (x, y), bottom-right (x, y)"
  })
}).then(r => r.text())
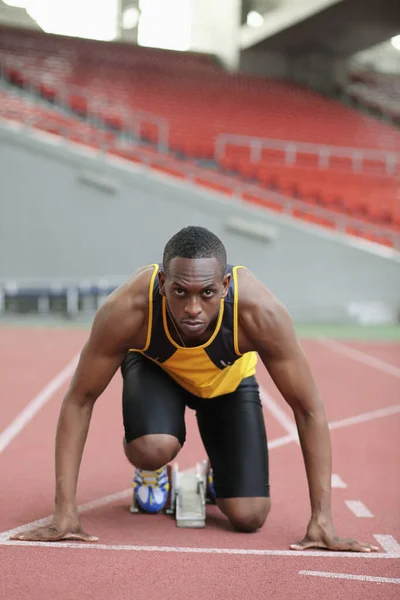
top-left (55, 302), bottom-right (138, 509)
top-left (261, 323), bottom-right (332, 518)
top-left (238, 270), bottom-right (377, 552)
top-left (11, 269), bottom-right (150, 542)
top-left (238, 273), bottom-right (331, 519)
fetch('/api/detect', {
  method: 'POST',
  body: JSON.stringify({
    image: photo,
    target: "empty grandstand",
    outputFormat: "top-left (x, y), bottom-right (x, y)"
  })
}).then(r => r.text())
top-left (0, 1), bottom-right (399, 322)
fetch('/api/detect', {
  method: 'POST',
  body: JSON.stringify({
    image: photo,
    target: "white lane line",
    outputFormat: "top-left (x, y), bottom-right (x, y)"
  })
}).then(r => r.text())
top-left (0, 540), bottom-right (397, 558)
top-left (259, 386), bottom-right (298, 440)
top-left (0, 484), bottom-right (397, 559)
top-left (266, 404), bottom-right (400, 450)
top-left (77, 488), bottom-right (132, 513)
top-left (268, 433), bottom-right (295, 449)
top-left (299, 570), bottom-right (400, 584)
top-left (318, 339), bottom-right (400, 379)
top-left (374, 534), bottom-right (400, 554)
top-left (0, 354), bottom-right (79, 455)
top-left (328, 404), bottom-right (400, 431)
top-left (266, 403), bottom-right (400, 451)
top-left (0, 488), bottom-right (132, 542)
top-left (345, 500), bottom-right (374, 518)
top-left (331, 474), bottom-right (347, 488)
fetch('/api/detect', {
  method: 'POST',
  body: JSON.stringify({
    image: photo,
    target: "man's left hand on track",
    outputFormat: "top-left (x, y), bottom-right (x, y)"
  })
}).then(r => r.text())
top-left (290, 516), bottom-right (380, 552)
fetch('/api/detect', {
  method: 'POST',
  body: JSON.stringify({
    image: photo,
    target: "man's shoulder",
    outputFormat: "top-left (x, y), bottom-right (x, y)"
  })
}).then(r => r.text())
top-left (92, 265), bottom-right (156, 343)
top-left (107, 264), bottom-right (157, 310)
top-left (236, 267), bottom-right (291, 346)
top-left (236, 267), bottom-right (276, 311)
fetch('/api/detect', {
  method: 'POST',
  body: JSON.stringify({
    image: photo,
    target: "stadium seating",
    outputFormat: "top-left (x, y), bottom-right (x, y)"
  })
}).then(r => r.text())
top-left (0, 90), bottom-right (119, 148)
top-left (1, 26), bottom-right (399, 153)
top-left (219, 151), bottom-right (399, 229)
top-left (0, 25), bottom-right (399, 243)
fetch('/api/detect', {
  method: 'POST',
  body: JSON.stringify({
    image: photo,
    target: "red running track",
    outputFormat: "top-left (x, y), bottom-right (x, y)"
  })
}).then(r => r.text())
top-left (0, 326), bottom-right (399, 599)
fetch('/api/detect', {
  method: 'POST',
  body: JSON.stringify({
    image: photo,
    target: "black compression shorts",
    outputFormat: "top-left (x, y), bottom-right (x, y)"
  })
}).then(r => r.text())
top-left (121, 352), bottom-right (270, 499)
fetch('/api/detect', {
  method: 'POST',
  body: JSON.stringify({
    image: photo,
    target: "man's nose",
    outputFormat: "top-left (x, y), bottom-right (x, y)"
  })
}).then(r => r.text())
top-left (184, 296), bottom-right (202, 318)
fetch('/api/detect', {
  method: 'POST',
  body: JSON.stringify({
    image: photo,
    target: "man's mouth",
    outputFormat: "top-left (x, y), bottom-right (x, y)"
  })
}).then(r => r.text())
top-left (180, 320), bottom-right (205, 333)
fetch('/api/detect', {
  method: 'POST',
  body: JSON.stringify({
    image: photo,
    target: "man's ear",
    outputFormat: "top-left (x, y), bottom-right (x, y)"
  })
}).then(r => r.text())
top-left (221, 273), bottom-right (231, 298)
top-left (158, 271), bottom-right (166, 296)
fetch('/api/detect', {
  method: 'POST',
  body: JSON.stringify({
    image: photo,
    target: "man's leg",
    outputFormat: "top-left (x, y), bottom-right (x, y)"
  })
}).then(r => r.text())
top-left (121, 352), bottom-right (187, 511)
top-left (194, 377), bottom-right (271, 532)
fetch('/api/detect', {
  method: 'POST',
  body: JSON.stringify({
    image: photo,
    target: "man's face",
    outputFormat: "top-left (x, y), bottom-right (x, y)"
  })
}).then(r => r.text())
top-left (159, 257), bottom-right (230, 340)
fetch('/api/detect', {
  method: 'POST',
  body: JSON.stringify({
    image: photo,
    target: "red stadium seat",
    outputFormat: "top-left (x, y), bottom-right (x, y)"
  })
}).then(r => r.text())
top-left (1, 25), bottom-right (399, 245)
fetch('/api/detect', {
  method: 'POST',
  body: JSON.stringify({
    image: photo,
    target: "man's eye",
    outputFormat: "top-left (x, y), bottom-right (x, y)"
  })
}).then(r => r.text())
top-left (203, 290), bottom-right (214, 297)
top-left (174, 289), bottom-right (185, 296)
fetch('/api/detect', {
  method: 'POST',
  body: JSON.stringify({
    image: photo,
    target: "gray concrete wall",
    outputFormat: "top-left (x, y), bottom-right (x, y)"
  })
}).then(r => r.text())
top-left (1, 121), bottom-right (399, 322)
top-left (239, 46), bottom-right (340, 94)
top-left (239, 48), bottom-right (289, 78)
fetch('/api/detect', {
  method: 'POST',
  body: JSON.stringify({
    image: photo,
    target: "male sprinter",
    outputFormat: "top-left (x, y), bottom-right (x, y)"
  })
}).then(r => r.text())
top-left (12, 226), bottom-right (378, 552)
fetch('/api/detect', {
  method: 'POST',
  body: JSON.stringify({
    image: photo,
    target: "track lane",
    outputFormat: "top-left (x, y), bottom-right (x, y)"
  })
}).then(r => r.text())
top-left (1, 328), bottom-right (399, 600)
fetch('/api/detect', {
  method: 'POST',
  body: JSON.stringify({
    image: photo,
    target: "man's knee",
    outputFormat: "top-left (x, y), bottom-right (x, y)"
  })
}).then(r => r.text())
top-left (218, 497), bottom-right (271, 533)
top-left (124, 434), bottom-right (181, 470)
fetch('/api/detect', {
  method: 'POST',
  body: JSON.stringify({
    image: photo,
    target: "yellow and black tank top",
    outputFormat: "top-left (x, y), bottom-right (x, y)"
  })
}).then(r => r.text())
top-left (129, 263), bottom-right (258, 399)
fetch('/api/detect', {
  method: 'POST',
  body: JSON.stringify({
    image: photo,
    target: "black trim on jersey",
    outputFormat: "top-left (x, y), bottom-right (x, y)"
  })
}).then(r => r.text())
top-left (144, 275), bottom-right (177, 363)
top-left (203, 265), bottom-right (239, 370)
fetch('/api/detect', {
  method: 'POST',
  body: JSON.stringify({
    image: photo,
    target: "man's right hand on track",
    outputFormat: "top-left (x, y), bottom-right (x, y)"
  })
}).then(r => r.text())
top-left (9, 511), bottom-right (99, 543)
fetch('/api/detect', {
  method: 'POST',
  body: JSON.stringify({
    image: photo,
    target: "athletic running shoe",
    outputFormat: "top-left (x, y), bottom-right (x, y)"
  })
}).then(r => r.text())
top-left (208, 467), bottom-right (216, 502)
top-left (133, 466), bottom-right (170, 513)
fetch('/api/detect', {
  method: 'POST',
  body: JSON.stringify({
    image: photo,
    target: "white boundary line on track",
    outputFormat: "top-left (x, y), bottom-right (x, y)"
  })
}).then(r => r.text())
top-left (0, 539), bottom-right (398, 558)
top-left (299, 570), bottom-right (400, 584)
top-left (266, 404), bottom-right (400, 450)
top-left (374, 535), bottom-right (400, 554)
top-left (345, 500), bottom-right (374, 518)
top-left (259, 386), bottom-right (298, 439)
top-left (331, 474), bottom-right (347, 488)
top-left (267, 433), bottom-right (295, 449)
top-left (260, 381), bottom-right (400, 448)
top-left (0, 469), bottom-right (399, 557)
top-left (317, 339), bottom-right (400, 379)
top-left (0, 488), bottom-right (132, 542)
top-left (0, 354), bottom-right (79, 454)
top-left (328, 404), bottom-right (400, 431)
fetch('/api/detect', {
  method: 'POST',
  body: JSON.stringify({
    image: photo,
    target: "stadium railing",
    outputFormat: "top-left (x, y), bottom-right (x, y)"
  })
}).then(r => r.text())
top-left (215, 134), bottom-right (399, 175)
top-left (1, 86), bottom-right (399, 248)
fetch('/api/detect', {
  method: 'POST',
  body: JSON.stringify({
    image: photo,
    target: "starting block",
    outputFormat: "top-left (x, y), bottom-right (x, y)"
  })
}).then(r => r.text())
top-left (130, 459), bottom-right (211, 528)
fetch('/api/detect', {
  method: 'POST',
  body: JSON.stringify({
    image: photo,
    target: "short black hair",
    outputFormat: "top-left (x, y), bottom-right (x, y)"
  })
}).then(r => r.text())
top-left (163, 226), bottom-right (227, 275)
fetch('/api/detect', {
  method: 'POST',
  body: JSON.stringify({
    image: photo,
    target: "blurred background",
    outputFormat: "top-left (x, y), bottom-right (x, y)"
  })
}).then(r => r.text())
top-left (0, 0), bottom-right (399, 331)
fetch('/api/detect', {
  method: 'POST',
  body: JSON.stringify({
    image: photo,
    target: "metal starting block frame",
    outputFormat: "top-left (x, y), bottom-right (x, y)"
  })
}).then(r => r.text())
top-left (130, 459), bottom-right (210, 528)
